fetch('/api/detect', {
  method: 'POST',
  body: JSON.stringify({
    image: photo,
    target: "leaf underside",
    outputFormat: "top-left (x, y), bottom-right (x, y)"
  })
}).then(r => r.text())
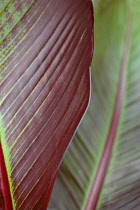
top-left (49, 1), bottom-right (140, 209)
top-left (0, 0), bottom-right (93, 209)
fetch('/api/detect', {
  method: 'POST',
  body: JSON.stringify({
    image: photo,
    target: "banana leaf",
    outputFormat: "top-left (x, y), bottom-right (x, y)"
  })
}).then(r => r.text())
top-left (49, 0), bottom-right (140, 209)
top-left (0, 0), bottom-right (93, 209)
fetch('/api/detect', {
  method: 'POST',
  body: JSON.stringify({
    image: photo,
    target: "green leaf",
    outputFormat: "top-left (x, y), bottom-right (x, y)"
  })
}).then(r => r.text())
top-left (0, 0), bottom-right (93, 209)
top-left (49, 0), bottom-right (140, 209)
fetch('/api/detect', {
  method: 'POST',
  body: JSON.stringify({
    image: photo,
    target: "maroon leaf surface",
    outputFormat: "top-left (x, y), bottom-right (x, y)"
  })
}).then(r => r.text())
top-left (0, 0), bottom-right (93, 209)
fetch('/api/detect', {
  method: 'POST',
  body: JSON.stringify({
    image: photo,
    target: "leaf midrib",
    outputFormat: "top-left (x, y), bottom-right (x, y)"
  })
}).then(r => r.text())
top-left (83, 12), bottom-right (132, 210)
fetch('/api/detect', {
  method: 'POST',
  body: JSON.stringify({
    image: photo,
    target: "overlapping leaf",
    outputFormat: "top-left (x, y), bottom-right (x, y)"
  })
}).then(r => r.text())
top-left (49, 0), bottom-right (140, 209)
top-left (0, 0), bottom-right (93, 209)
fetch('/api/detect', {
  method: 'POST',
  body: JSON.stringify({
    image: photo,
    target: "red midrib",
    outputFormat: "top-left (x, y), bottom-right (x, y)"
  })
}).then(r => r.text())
top-left (0, 143), bottom-right (13, 210)
top-left (84, 18), bottom-right (131, 210)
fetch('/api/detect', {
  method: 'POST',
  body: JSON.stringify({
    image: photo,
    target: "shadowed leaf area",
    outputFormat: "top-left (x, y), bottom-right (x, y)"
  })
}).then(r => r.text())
top-left (49, 0), bottom-right (140, 209)
top-left (0, 0), bottom-right (93, 209)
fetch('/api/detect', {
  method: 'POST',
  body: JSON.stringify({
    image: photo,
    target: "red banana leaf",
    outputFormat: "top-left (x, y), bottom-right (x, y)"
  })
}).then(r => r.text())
top-left (0, 0), bottom-right (93, 209)
top-left (49, 0), bottom-right (140, 209)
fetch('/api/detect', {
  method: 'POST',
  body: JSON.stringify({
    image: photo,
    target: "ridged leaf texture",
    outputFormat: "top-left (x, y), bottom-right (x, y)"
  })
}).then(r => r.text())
top-left (0, 0), bottom-right (93, 209)
top-left (49, 0), bottom-right (140, 209)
